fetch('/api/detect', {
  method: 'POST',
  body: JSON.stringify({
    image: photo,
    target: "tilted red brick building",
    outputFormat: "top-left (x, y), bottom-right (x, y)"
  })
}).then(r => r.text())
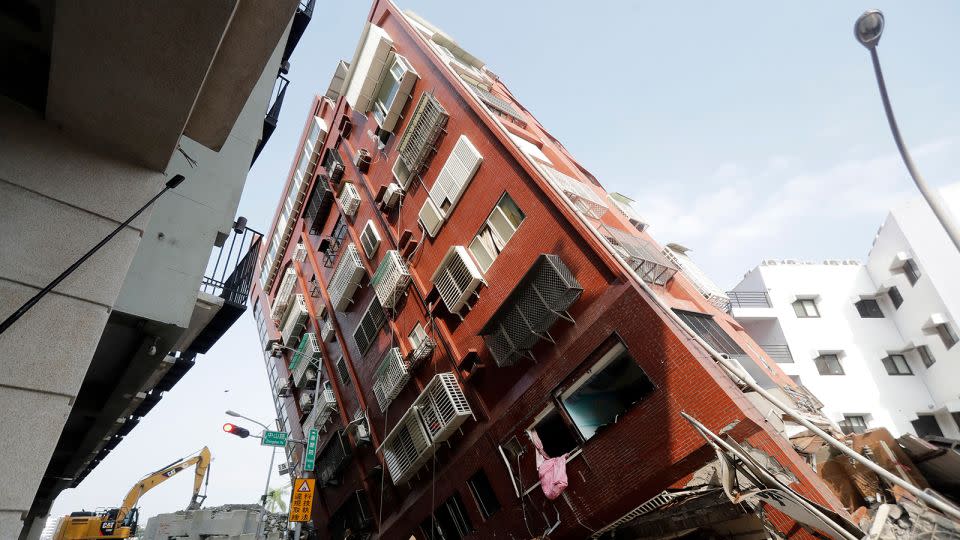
top-left (248, 1), bottom-right (849, 538)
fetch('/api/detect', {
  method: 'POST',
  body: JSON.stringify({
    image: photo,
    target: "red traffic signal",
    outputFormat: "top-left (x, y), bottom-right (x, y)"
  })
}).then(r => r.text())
top-left (222, 423), bottom-right (250, 438)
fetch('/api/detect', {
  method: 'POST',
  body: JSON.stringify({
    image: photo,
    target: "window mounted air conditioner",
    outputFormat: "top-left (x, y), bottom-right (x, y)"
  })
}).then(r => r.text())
top-left (372, 250), bottom-right (411, 309)
top-left (359, 220), bottom-right (381, 259)
top-left (270, 268), bottom-right (298, 321)
top-left (327, 244), bottom-right (366, 311)
top-left (431, 246), bottom-right (484, 313)
top-left (339, 182), bottom-right (361, 217)
top-left (280, 294), bottom-right (309, 346)
top-left (293, 243), bottom-right (307, 263)
top-left (355, 149), bottom-right (372, 173)
top-left (329, 162), bottom-right (344, 182)
top-left (383, 183), bottom-right (402, 209)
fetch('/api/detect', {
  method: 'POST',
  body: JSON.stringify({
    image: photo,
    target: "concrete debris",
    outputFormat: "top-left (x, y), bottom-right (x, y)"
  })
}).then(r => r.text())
top-left (866, 500), bottom-right (960, 540)
top-left (140, 504), bottom-right (289, 540)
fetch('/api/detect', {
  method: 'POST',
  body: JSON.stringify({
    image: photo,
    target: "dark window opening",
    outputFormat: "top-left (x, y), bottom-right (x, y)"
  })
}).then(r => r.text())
top-left (560, 347), bottom-right (655, 440)
top-left (888, 286), bottom-right (903, 309)
top-left (814, 354), bottom-right (844, 375)
top-left (937, 323), bottom-right (958, 350)
top-left (467, 469), bottom-right (500, 519)
top-left (336, 357), bottom-right (350, 387)
top-left (420, 493), bottom-right (473, 540)
top-left (840, 415), bottom-right (868, 435)
top-left (918, 345), bottom-right (936, 368)
top-left (855, 298), bottom-right (884, 318)
top-left (323, 215), bottom-right (349, 267)
top-left (904, 259), bottom-right (921, 286)
top-left (532, 409), bottom-right (578, 458)
top-left (882, 354), bottom-right (912, 375)
top-left (912, 415), bottom-right (944, 438)
top-left (792, 298), bottom-right (820, 318)
top-left (674, 310), bottom-right (745, 356)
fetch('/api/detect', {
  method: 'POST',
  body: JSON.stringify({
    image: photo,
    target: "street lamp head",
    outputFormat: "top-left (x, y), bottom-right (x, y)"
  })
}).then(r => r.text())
top-left (225, 409), bottom-right (240, 417)
top-left (855, 9), bottom-right (884, 49)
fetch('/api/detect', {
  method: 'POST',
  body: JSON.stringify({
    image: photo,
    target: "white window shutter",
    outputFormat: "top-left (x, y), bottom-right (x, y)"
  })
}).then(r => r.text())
top-left (429, 135), bottom-right (482, 213)
top-left (418, 197), bottom-right (445, 237)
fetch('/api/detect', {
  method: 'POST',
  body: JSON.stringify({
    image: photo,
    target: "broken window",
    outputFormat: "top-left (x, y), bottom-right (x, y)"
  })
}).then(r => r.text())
top-left (420, 492), bottom-right (473, 540)
top-left (467, 469), bottom-right (500, 519)
top-left (911, 415), bottom-right (944, 438)
top-left (840, 415), bottom-right (868, 435)
top-left (560, 343), bottom-right (654, 440)
top-left (531, 408), bottom-right (579, 457)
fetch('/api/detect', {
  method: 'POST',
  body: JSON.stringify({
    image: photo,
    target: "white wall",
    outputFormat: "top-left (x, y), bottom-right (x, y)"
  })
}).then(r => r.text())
top-left (734, 262), bottom-right (941, 437)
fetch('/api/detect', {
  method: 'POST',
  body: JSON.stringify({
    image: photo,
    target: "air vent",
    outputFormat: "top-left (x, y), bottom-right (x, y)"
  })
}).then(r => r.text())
top-left (359, 220), bottom-right (381, 259)
top-left (305, 381), bottom-right (338, 431)
top-left (372, 250), bottom-right (411, 309)
top-left (280, 294), bottom-right (309, 346)
top-left (372, 348), bottom-right (410, 412)
top-left (328, 244), bottom-right (365, 311)
top-left (431, 246), bottom-right (484, 313)
top-left (339, 182), bottom-right (361, 217)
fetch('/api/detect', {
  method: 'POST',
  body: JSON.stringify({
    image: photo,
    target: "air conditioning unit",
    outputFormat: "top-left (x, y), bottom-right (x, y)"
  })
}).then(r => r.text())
top-left (359, 220), bottom-right (381, 259)
top-left (383, 183), bottom-right (402, 209)
top-left (431, 246), bottom-right (484, 314)
top-left (299, 392), bottom-right (314, 413)
top-left (270, 343), bottom-right (284, 357)
top-left (372, 348), bottom-right (410, 412)
top-left (321, 319), bottom-right (336, 342)
top-left (418, 196), bottom-right (445, 237)
top-left (372, 250), bottom-right (411, 309)
top-left (339, 182), bottom-right (361, 217)
top-left (329, 162), bottom-right (344, 182)
top-left (293, 243), bottom-right (307, 263)
top-left (355, 149), bottom-right (371, 173)
top-left (411, 336), bottom-right (436, 363)
top-left (270, 268), bottom-right (298, 321)
top-left (280, 294), bottom-right (309, 346)
top-left (327, 244), bottom-right (366, 311)
top-left (276, 380), bottom-right (291, 397)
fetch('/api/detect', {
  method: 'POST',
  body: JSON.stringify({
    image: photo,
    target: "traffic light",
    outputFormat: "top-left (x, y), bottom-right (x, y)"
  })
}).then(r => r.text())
top-left (222, 423), bottom-right (250, 438)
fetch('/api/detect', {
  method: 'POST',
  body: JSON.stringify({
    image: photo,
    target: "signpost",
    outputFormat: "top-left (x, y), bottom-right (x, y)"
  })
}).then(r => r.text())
top-left (304, 429), bottom-right (319, 472)
top-left (261, 430), bottom-right (289, 447)
top-left (289, 478), bottom-right (315, 523)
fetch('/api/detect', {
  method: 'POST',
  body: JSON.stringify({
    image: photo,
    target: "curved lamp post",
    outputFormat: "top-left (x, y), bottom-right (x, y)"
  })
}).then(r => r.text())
top-left (855, 9), bottom-right (960, 253)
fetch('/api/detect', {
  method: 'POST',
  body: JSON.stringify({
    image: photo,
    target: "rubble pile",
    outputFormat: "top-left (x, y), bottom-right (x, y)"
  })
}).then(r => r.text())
top-left (139, 504), bottom-right (289, 540)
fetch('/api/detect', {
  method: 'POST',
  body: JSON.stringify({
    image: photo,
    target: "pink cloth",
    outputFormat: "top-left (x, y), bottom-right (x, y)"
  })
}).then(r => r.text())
top-left (529, 431), bottom-right (568, 500)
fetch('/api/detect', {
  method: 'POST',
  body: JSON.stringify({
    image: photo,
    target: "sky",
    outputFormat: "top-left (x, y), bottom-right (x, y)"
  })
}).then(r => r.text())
top-left (46, 0), bottom-right (960, 530)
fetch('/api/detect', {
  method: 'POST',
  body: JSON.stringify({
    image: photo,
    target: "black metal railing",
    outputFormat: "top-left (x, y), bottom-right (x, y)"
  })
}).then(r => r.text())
top-left (317, 430), bottom-right (351, 486)
top-left (726, 291), bottom-right (772, 309)
top-left (201, 225), bottom-right (262, 306)
top-left (760, 344), bottom-right (793, 363)
top-left (251, 75), bottom-right (290, 166)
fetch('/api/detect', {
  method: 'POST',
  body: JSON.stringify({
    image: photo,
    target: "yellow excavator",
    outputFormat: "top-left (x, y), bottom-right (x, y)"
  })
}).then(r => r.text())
top-left (51, 446), bottom-right (211, 540)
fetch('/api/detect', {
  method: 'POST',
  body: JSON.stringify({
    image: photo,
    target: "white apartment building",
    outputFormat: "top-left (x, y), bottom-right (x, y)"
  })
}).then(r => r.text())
top-left (730, 184), bottom-right (960, 440)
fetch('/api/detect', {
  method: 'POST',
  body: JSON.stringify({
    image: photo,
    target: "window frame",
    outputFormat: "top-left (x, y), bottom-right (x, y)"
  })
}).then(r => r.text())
top-left (466, 469), bottom-right (501, 520)
top-left (359, 220), bottom-right (381, 259)
top-left (841, 415), bottom-right (868, 435)
top-left (792, 298), bottom-right (820, 318)
top-left (814, 353), bottom-right (845, 376)
top-left (336, 356), bottom-right (350, 387)
top-left (855, 298), bottom-right (884, 318)
top-left (882, 354), bottom-right (913, 375)
top-left (936, 323), bottom-right (958, 350)
top-left (468, 192), bottom-right (526, 273)
top-left (408, 322), bottom-right (428, 350)
top-left (904, 259), bottom-right (921, 286)
top-left (918, 345), bottom-right (936, 368)
top-left (888, 286), bottom-right (904, 309)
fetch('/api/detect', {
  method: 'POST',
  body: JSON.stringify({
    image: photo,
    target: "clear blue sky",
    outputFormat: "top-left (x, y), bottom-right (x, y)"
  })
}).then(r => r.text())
top-left (48, 0), bottom-right (959, 527)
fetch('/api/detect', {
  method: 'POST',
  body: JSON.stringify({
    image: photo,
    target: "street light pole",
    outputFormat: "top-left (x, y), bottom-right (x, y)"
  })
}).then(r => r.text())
top-left (855, 10), bottom-right (960, 253)
top-left (225, 410), bottom-right (278, 540)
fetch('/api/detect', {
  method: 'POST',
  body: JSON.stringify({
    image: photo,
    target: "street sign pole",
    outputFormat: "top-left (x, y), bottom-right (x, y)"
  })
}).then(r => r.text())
top-left (303, 429), bottom-right (319, 472)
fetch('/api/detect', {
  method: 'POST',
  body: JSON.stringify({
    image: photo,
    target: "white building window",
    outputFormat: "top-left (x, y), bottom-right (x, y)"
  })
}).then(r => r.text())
top-left (468, 193), bottom-right (525, 273)
top-left (918, 345), bottom-right (936, 368)
top-left (792, 298), bottom-right (820, 318)
top-left (881, 354), bottom-right (912, 375)
top-left (372, 54), bottom-right (418, 131)
top-left (814, 353), bottom-right (844, 375)
top-left (904, 258), bottom-right (921, 286)
top-left (841, 415), bottom-right (868, 435)
top-left (936, 322), bottom-right (958, 349)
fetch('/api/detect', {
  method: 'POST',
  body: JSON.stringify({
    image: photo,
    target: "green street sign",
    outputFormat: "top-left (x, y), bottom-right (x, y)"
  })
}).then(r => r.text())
top-left (261, 430), bottom-right (289, 447)
top-left (304, 429), bottom-right (319, 472)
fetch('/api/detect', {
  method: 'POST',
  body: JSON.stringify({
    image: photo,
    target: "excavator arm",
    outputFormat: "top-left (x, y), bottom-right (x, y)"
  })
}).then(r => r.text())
top-left (115, 446), bottom-right (211, 525)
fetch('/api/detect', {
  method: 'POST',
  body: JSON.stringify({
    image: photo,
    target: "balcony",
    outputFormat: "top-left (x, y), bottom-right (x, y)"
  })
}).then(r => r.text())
top-left (760, 344), bottom-right (794, 363)
top-left (251, 74), bottom-right (288, 165)
top-left (726, 291), bottom-right (776, 319)
top-left (599, 226), bottom-right (678, 286)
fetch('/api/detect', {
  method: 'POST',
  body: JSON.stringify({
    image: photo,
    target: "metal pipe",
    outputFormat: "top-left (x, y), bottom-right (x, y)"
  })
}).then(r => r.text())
top-left (257, 447), bottom-right (277, 540)
top-left (867, 47), bottom-right (960, 253)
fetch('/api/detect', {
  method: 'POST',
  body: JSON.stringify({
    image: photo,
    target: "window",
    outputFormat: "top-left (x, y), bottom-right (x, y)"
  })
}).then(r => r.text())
top-left (353, 297), bottom-right (386, 354)
top-left (918, 345), bottom-right (936, 368)
top-left (792, 298), bottom-right (820, 318)
top-left (373, 55), bottom-right (416, 130)
top-left (254, 300), bottom-right (270, 350)
top-left (855, 298), bottom-right (883, 318)
top-left (560, 344), bottom-right (655, 441)
top-left (420, 493), bottom-right (473, 540)
top-left (936, 322), bottom-right (958, 349)
top-left (467, 470), bottom-right (500, 519)
top-left (392, 156), bottom-right (413, 189)
top-left (409, 322), bottom-right (428, 350)
top-left (531, 408), bottom-right (579, 458)
top-left (814, 354), bottom-right (844, 375)
top-left (468, 193), bottom-right (525, 273)
top-left (359, 220), bottom-right (381, 259)
top-left (912, 415), bottom-right (944, 438)
top-left (674, 310), bottom-right (745, 356)
top-left (882, 354), bottom-right (912, 375)
top-left (841, 415), bottom-right (868, 435)
top-left (336, 357), bottom-right (350, 387)
top-left (904, 259), bottom-right (921, 286)
top-left (888, 286), bottom-right (903, 309)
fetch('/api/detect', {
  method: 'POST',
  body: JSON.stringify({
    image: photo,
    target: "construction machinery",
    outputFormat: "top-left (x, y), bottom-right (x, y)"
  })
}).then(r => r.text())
top-left (51, 446), bottom-right (211, 539)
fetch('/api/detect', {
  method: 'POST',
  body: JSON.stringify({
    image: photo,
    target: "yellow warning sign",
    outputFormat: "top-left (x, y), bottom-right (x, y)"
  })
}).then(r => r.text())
top-left (289, 478), bottom-right (315, 522)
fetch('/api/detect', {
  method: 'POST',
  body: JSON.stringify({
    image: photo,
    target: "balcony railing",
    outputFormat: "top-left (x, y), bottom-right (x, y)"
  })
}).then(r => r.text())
top-left (726, 291), bottom-right (772, 310)
top-left (201, 226), bottom-right (262, 306)
top-left (251, 75), bottom-right (289, 165)
top-left (760, 344), bottom-right (793, 363)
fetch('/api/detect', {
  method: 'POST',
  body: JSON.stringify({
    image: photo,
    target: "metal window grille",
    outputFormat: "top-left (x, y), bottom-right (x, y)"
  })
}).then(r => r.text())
top-left (673, 309), bottom-right (745, 356)
top-left (372, 347), bottom-right (410, 412)
top-left (590, 491), bottom-right (680, 538)
top-left (601, 225), bottom-right (677, 286)
top-left (353, 297), bottom-right (386, 355)
top-left (481, 254), bottom-right (583, 367)
top-left (431, 246), bottom-right (484, 313)
top-left (471, 86), bottom-right (523, 122)
top-left (339, 182), bottom-right (361, 217)
top-left (291, 333), bottom-right (321, 388)
top-left (336, 357), bottom-right (350, 387)
top-left (372, 250), bottom-right (411, 309)
top-left (280, 294), bottom-right (308, 346)
top-left (381, 406), bottom-right (435, 485)
top-left (536, 163), bottom-right (608, 218)
top-left (415, 372), bottom-right (473, 445)
top-left (328, 244), bottom-right (365, 311)
top-left (317, 430), bottom-right (352, 486)
top-left (270, 268), bottom-right (298, 321)
top-left (304, 179), bottom-right (335, 235)
top-left (396, 92), bottom-right (448, 174)
top-left (412, 335), bottom-right (436, 364)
